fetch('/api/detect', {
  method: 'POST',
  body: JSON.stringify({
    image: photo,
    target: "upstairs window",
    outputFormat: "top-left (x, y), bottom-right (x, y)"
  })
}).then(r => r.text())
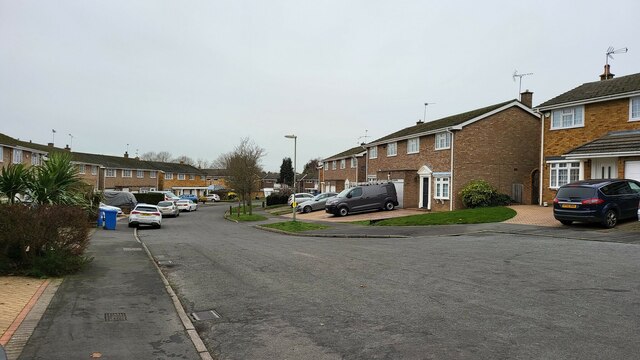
top-left (91, 166), bottom-right (98, 175)
top-left (631, 96), bottom-right (640, 121)
top-left (78, 164), bottom-right (86, 174)
top-left (407, 138), bottom-right (419, 154)
top-left (387, 142), bottom-right (397, 157)
top-left (178, 173), bottom-right (186, 180)
top-left (12, 149), bottom-right (23, 164)
top-left (165, 173), bottom-right (173, 180)
top-left (332, 161), bottom-right (336, 170)
top-left (0, 146), bottom-right (3, 162)
top-left (350, 158), bottom-right (356, 168)
top-left (551, 106), bottom-right (584, 129)
top-left (122, 169), bottom-right (132, 177)
top-left (31, 153), bottom-right (41, 166)
top-left (190, 174), bottom-right (195, 180)
top-left (340, 159), bottom-right (346, 169)
top-left (324, 162), bottom-right (328, 171)
top-left (369, 146), bottom-right (378, 159)
top-left (137, 170), bottom-right (144, 178)
top-left (435, 132), bottom-right (451, 150)
top-left (150, 171), bottom-right (157, 179)
top-left (106, 168), bottom-right (116, 177)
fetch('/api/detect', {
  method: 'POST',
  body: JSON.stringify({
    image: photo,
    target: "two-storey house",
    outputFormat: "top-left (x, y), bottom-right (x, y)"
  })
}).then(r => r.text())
top-left (321, 146), bottom-right (367, 193)
top-left (365, 95), bottom-right (540, 211)
top-left (536, 66), bottom-right (640, 204)
top-left (149, 161), bottom-right (207, 197)
top-left (0, 133), bottom-right (48, 169)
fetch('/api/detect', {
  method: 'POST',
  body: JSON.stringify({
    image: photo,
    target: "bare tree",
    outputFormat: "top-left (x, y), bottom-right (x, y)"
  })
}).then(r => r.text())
top-left (140, 151), bottom-right (157, 161)
top-left (195, 158), bottom-right (210, 169)
top-left (173, 155), bottom-right (195, 165)
top-left (140, 151), bottom-right (174, 162)
top-left (217, 138), bottom-right (264, 215)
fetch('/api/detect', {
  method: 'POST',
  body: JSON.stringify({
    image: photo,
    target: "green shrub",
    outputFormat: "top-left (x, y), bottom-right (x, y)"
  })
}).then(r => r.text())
top-left (0, 205), bottom-right (92, 276)
top-left (266, 193), bottom-right (289, 206)
top-left (460, 180), bottom-right (512, 208)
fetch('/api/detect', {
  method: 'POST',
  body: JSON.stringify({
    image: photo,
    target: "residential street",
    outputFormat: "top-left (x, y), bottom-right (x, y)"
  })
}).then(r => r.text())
top-left (139, 205), bottom-right (640, 360)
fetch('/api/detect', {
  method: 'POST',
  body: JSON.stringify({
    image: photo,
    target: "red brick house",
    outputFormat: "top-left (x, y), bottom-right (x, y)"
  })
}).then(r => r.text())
top-left (364, 96), bottom-right (540, 211)
top-left (320, 145), bottom-right (367, 193)
top-left (0, 133), bottom-right (48, 169)
top-left (535, 66), bottom-right (640, 204)
top-left (147, 161), bottom-right (207, 197)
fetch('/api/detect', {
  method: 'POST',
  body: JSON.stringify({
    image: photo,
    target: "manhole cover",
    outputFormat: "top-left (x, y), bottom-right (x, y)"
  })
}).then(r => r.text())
top-left (104, 313), bottom-right (127, 321)
top-left (190, 310), bottom-right (221, 321)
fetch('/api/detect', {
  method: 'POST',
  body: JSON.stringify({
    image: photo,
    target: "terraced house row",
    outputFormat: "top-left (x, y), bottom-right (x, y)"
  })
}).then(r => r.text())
top-left (0, 133), bottom-right (218, 197)
top-left (321, 64), bottom-right (640, 211)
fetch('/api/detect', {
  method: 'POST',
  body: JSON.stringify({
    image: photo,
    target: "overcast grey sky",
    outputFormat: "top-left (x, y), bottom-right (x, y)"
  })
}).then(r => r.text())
top-left (1, 1), bottom-right (639, 171)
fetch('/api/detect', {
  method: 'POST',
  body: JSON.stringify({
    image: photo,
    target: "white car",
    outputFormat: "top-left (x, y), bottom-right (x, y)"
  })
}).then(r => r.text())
top-left (287, 193), bottom-right (314, 206)
top-left (176, 199), bottom-right (198, 212)
top-left (157, 201), bottom-right (180, 217)
top-left (205, 194), bottom-right (220, 202)
top-left (128, 204), bottom-right (162, 228)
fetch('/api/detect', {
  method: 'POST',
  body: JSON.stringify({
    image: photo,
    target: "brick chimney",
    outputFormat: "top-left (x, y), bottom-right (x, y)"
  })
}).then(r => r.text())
top-left (124, 151), bottom-right (129, 158)
top-left (600, 64), bottom-right (615, 81)
top-left (64, 144), bottom-right (71, 151)
top-left (520, 90), bottom-right (533, 108)
top-left (47, 142), bottom-right (54, 147)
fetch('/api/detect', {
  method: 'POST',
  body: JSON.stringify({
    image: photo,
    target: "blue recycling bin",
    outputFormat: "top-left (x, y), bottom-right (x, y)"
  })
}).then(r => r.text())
top-left (97, 210), bottom-right (105, 227)
top-left (103, 209), bottom-right (118, 230)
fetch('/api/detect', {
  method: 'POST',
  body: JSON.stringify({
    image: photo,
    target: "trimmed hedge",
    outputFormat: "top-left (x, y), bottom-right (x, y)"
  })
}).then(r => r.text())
top-left (0, 205), bottom-right (92, 276)
top-left (266, 193), bottom-right (289, 206)
top-left (134, 192), bottom-right (164, 205)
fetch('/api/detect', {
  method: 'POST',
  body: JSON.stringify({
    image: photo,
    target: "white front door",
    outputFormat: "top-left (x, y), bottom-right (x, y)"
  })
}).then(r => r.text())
top-left (417, 165), bottom-right (433, 210)
top-left (625, 161), bottom-right (640, 182)
top-left (591, 158), bottom-right (618, 179)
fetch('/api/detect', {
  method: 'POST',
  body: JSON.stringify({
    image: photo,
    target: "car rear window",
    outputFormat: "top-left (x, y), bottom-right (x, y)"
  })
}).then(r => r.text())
top-left (556, 187), bottom-right (596, 199)
top-left (158, 201), bottom-right (172, 206)
top-left (136, 206), bottom-right (157, 212)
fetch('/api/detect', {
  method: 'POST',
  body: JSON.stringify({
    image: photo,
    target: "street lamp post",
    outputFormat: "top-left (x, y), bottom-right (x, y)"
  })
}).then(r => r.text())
top-left (285, 134), bottom-right (297, 221)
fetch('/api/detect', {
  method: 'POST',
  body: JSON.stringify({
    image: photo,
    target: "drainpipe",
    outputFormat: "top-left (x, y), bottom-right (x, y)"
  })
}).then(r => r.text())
top-left (449, 129), bottom-right (455, 211)
top-left (539, 111), bottom-right (544, 206)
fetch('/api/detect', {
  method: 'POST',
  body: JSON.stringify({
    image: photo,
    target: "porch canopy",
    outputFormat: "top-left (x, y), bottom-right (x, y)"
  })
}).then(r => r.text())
top-left (563, 130), bottom-right (640, 159)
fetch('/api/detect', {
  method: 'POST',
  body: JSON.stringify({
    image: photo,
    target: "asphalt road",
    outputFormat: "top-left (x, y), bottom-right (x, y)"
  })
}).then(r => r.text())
top-left (138, 205), bottom-right (640, 360)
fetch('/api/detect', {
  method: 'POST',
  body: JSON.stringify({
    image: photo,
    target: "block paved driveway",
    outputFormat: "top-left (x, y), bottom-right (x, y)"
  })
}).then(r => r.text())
top-left (138, 204), bottom-right (640, 360)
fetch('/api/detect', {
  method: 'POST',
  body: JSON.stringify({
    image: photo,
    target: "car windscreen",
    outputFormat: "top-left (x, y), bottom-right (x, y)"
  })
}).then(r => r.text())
top-left (136, 206), bottom-right (157, 212)
top-left (556, 187), bottom-right (596, 200)
top-left (158, 201), bottom-right (173, 206)
top-left (335, 188), bottom-right (351, 198)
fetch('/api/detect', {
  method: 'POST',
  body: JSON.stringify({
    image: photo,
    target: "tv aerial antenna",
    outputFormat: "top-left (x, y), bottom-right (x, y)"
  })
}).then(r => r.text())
top-left (357, 129), bottom-right (370, 145)
top-left (513, 70), bottom-right (533, 97)
top-left (423, 102), bottom-right (436, 122)
top-left (606, 46), bottom-right (628, 66)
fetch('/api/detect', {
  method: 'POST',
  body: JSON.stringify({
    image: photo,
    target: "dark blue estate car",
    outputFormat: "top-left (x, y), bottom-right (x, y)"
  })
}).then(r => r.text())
top-left (179, 194), bottom-right (198, 202)
top-left (553, 179), bottom-right (640, 228)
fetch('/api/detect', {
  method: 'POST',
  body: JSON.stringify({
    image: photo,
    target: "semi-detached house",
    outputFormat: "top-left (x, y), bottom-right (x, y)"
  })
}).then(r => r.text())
top-left (536, 65), bottom-right (640, 204)
top-left (321, 145), bottom-right (367, 193)
top-left (364, 94), bottom-right (540, 211)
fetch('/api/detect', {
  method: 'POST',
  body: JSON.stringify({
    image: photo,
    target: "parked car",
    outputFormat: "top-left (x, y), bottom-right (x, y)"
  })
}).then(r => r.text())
top-left (287, 193), bottom-right (314, 206)
top-left (205, 194), bottom-right (220, 202)
top-left (176, 199), bottom-right (198, 212)
top-left (128, 203), bottom-right (162, 228)
top-left (148, 191), bottom-right (180, 203)
top-left (179, 194), bottom-right (198, 202)
top-left (296, 192), bottom-right (338, 213)
top-left (553, 179), bottom-right (640, 228)
top-left (326, 183), bottom-right (398, 217)
top-left (157, 201), bottom-right (180, 217)
top-left (99, 202), bottom-right (123, 215)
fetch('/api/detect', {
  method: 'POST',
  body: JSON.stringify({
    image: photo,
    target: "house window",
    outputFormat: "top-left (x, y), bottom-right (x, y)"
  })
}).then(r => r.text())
top-left (12, 149), bottom-right (23, 164)
top-left (123, 169), bottom-right (132, 178)
top-left (631, 96), bottom-right (640, 121)
top-left (137, 170), bottom-right (144, 178)
top-left (367, 175), bottom-right (377, 182)
top-left (332, 161), bottom-right (337, 170)
top-left (189, 174), bottom-right (195, 180)
top-left (178, 173), bottom-right (186, 180)
top-left (324, 162), bottom-right (328, 171)
top-left (407, 138), bottom-right (419, 154)
top-left (369, 146), bottom-right (378, 159)
top-left (200, 175), bottom-right (206, 180)
top-left (387, 142), bottom-right (397, 157)
top-left (31, 153), bottom-right (41, 166)
top-left (91, 166), bottom-right (98, 175)
top-left (350, 158), bottom-right (356, 168)
top-left (0, 146), bottom-right (3, 162)
top-left (78, 164), bottom-right (86, 174)
top-left (340, 159), bottom-right (346, 169)
top-left (106, 168), bottom-right (116, 177)
top-left (551, 106), bottom-right (584, 129)
top-left (549, 162), bottom-right (581, 188)
top-left (165, 173), bottom-right (173, 180)
top-left (150, 171), bottom-right (157, 178)
top-left (435, 177), bottom-right (450, 199)
top-left (435, 132), bottom-right (451, 150)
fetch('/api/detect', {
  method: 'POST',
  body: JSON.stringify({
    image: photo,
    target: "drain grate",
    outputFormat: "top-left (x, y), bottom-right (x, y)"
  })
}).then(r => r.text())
top-left (104, 312), bottom-right (127, 322)
top-left (190, 310), bottom-right (221, 321)
top-left (123, 248), bottom-right (143, 252)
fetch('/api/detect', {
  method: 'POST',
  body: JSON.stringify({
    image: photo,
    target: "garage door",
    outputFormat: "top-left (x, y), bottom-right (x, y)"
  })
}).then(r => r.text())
top-left (625, 161), bottom-right (640, 182)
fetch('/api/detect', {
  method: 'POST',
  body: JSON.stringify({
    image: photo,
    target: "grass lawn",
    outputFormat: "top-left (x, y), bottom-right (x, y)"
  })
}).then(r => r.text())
top-left (355, 207), bottom-right (516, 226)
top-left (262, 221), bottom-right (329, 233)
top-left (227, 213), bottom-right (268, 222)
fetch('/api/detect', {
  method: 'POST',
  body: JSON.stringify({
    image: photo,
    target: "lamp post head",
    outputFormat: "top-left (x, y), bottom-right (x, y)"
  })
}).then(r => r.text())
top-left (284, 134), bottom-right (297, 139)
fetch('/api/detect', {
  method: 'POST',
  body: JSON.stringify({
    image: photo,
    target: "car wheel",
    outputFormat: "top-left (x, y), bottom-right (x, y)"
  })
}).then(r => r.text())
top-left (602, 209), bottom-right (618, 228)
top-left (303, 206), bottom-right (312, 213)
top-left (128, 223), bottom-right (134, 228)
top-left (559, 220), bottom-right (573, 226)
top-left (384, 201), bottom-right (395, 211)
top-left (338, 207), bottom-right (349, 217)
